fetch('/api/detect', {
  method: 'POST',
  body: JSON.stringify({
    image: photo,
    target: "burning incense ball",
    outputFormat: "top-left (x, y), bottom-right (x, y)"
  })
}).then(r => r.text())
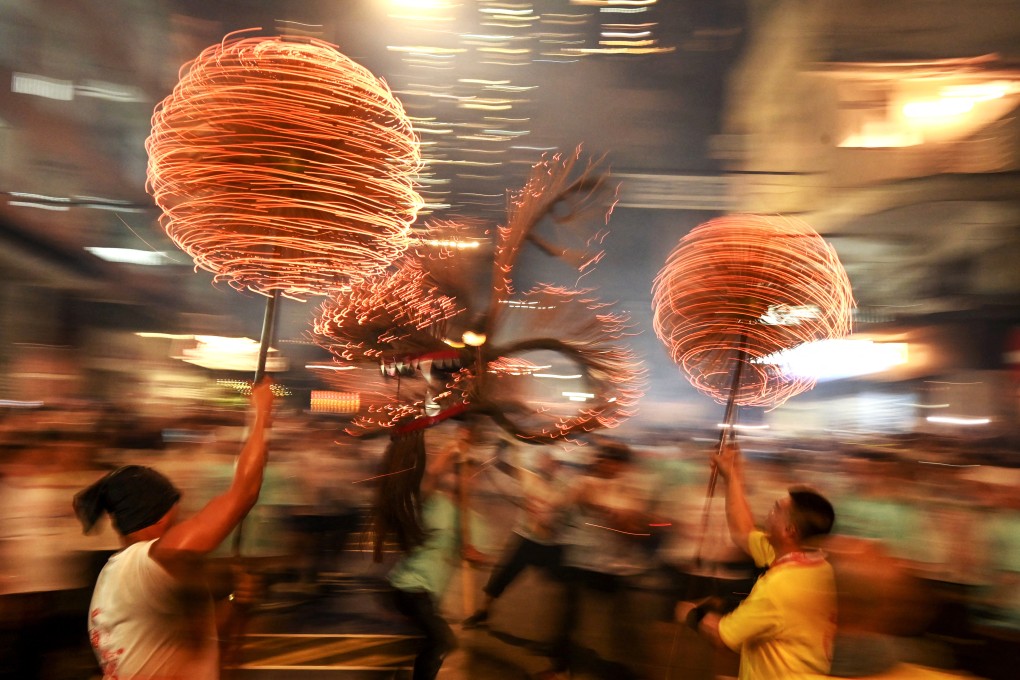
top-left (651, 214), bottom-right (854, 407)
top-left (146, 32), bottom-right (423, 298)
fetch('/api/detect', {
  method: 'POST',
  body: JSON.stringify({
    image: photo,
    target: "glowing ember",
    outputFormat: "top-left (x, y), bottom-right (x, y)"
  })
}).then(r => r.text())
top-left (481, 284), bottom-right (646, 442)
top-left (312, 258), bottom-right (463, 362)
top-left (146, 30), bottom-right (423, 298)
top-left (651, 214), bottom-right (854, 408)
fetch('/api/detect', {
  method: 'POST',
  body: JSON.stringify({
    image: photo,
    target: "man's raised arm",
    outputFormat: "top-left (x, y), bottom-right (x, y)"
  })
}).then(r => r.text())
top-left (714, 439), bottom-right (755, 555)
top-left (153, 379), bottom-right (275, 562)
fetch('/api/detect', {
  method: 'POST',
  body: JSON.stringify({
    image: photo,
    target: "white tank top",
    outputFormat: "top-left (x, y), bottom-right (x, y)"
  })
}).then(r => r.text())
top-left (88, 540), bottom-right (219, 679)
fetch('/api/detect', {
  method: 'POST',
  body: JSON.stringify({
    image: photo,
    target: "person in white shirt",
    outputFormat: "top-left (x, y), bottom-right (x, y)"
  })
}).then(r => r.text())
top-left (73, 379), bottom-right (274, 680)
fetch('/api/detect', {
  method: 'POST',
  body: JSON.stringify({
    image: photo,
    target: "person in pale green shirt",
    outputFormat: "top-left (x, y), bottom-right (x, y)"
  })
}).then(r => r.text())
top-left (379, 423), bottom-right (489, 680)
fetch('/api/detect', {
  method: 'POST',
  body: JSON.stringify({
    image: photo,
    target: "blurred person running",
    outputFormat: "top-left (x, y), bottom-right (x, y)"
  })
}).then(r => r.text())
top-left (462, 445), bottom-right (574, 630)
top-left (378, 421), bottom-right (490, 680)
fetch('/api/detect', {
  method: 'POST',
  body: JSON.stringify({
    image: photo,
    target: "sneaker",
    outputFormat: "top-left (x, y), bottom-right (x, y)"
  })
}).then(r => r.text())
top-left (461, 609), bottom-right (489, 629)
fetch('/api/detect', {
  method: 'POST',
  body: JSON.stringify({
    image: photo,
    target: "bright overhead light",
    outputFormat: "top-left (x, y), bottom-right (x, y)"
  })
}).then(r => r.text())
top-left (759, 304), bottom-right (820, 326)
top-left (902, 99), bottom-right (973, 119)
top-left (135, 332), bottom-right (194, 339)
top-left (174, 336), bottom-right (287, 372)
top-left (12, 72), bottom-right (73, 100)
top-left (941, 81), bottom-right (1013, 101)
top-left (390, 0), bottom-right (450, 9)
top-left (0, 400), bottom-right (44, 408)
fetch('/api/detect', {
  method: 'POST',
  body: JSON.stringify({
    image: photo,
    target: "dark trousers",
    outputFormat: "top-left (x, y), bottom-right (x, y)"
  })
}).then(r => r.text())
top-left (484, 536), bottom-right (564, 599)
top-left (549, 567), bottom-right (641, 679)
top-left (391, 588), bottom-right (457, 680)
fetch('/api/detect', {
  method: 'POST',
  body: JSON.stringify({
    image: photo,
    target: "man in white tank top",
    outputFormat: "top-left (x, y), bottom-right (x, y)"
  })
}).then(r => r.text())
top-left (74, 380), bottom-right (274, 679)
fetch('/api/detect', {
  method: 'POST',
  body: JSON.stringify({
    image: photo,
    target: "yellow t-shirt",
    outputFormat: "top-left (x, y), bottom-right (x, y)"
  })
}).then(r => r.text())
top-left (718, 530), bottom-right (837, 680)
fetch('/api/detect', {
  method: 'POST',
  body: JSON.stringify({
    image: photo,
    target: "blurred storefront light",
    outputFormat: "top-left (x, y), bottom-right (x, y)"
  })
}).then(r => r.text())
top-left (86, 247), bottom-right (172, 266)
top-left (761, 339), bottom-right (908, 381)
top-left (135, 334), bottom-right (287, 372)
top-left (925, 415), bottom-right (991, 426)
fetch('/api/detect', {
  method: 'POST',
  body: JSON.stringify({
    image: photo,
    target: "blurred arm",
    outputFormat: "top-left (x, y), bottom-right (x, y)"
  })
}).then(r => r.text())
top-left (151, 379), bottom-right (274, 566)
top-left (714, 440), bottom-right (754, 555)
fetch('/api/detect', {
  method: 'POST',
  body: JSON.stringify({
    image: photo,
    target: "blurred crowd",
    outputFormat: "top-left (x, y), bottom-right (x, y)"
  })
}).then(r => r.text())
top-left (1, 396), bottom-right (1018, 679)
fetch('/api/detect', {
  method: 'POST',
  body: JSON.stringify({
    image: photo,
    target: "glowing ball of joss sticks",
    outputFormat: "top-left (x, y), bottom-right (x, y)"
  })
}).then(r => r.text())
top-left (146, 32), bottom-right (423, 298)
top-left (651, 214), bottom-right (855, 408)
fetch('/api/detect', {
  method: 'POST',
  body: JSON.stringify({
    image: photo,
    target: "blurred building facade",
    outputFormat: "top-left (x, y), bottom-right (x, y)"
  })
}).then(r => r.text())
top-left (716, 0), bottom-right (1020, 437)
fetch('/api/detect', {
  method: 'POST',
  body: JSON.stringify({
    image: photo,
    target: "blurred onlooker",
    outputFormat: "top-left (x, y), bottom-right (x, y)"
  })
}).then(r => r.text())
top-left (381, 423), bottom-right (491, 680)
top-left (0, 431), bottom-right (113, 680)
top-left (546, 439), bottom-right (659, 679)
top-left (283, 435), bottom-right (373, 587)
top-left (963, 467), bottom-right (1020, 680)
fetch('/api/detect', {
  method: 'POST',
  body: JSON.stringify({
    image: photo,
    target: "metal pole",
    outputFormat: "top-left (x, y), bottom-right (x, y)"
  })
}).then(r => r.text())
top-left (694, 332), bottom-right (747, 566)
top-left (223, 290), bottom-right (282, 673)
top-left (233, 289), bottom-right (281, 557)
top-left (253, 289), bottom-right (281, 385)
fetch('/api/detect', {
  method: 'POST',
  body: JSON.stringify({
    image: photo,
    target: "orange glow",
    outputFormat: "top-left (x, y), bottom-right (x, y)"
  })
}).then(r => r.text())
top-left (651, 214), bottom-right (855, 408)
top-left (146, 30), bottom-right (423, 298)
top-left (489, 283), bottom-right (646, 442)
top-left (493, 147), bottom-right (615, 309)
top-left (309, 150), bottom-right (645, 443)
top-left (312, 258), bottom-right (463, 362)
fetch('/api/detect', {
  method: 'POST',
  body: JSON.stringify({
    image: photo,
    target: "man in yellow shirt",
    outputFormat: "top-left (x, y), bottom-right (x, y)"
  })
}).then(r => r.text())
top-left (677, 441), bottom-right (837, 679)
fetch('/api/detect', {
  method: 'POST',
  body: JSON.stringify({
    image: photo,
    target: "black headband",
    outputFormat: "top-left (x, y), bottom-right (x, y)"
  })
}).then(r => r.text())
top-left (73, 465), bottom-right (181, 535)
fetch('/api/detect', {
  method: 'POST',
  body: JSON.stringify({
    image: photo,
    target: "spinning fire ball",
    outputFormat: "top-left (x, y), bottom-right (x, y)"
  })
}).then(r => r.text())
top-left (651, 214), bottom-right (854, 408)
top-left (146, 31), bottom-right (423, 298)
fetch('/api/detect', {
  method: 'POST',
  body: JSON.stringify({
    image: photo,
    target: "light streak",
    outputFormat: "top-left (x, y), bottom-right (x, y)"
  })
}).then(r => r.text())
top-left (584, 523), bottom-right (651, 537)
top-left (217, 379), bottom-right (291, 396)
top-left (351, 465), bottom-right (417, 484)
top-left (488, 357), bottom-right (545, 375)
top-left (917, 461), bottom-right (982, 467)
top-left (8, 201), bottom-right (70, 211)
top-left (926, 416), bottom-right (991, 426)
top-left (306, 363), bottom-right (356, 371)
top-left (85, 247), bottom-right (171, 265)
top-left (601, 31), bottom-right (652, 38)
